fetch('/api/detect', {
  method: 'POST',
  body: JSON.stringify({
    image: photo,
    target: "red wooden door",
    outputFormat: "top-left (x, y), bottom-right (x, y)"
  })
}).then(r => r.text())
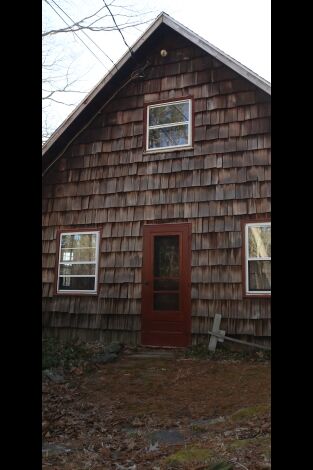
top-left (141, 223), bottom-right (191, 347)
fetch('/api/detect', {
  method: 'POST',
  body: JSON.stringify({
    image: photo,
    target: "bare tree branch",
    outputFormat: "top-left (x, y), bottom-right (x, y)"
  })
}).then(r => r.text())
top-left (42, 0), bottom-right (155, 143)
top-left (47, 97), bottom-right (77, 106)
top-left (43, 18), bottom-right (153, 36)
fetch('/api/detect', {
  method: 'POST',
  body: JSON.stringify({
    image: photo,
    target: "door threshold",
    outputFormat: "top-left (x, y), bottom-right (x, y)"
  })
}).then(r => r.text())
top-left (140, 345), bottom-right (186, 349)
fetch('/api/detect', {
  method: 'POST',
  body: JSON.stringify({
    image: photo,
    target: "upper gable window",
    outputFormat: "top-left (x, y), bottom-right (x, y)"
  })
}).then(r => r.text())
top-left (57, 231), bottom-right (100, 294)
top-left (146, 99), bottom-right (192, 152)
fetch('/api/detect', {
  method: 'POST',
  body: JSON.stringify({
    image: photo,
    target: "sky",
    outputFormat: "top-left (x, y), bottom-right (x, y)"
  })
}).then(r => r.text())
top-left (42, 0), bottom-right (271, 139)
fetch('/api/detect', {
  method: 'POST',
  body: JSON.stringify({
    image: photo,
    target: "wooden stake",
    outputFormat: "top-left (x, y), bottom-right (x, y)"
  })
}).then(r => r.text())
top-left (208, 314), bottom-right (225, 352)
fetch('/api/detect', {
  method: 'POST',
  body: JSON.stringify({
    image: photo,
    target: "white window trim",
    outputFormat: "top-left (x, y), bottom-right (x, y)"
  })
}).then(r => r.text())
top-left (57, 231), bottom-right (100, 294)
top-left (146, 99), bottom-right (192, 152)
top-left (245, 222), bottom-right (271, 295)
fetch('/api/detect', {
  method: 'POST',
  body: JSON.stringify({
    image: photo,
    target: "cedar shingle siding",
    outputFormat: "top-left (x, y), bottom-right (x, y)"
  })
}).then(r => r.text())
top-left (42, 26), bottom-right (271, 345)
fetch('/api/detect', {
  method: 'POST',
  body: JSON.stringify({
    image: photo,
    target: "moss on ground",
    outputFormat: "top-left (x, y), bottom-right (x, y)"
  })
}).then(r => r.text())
top-left (227, 435), bottom-right (270, 453)
top-left (229, 403), bottom-right (270, 422)
top-left (165, 446), bottom-right (213, 464)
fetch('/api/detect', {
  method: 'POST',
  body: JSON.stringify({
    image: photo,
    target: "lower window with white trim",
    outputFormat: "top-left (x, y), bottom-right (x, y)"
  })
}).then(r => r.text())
top-left (57, 231), bottom-right (100, 293)
top-left (244, 222), bottom-right (271, 295)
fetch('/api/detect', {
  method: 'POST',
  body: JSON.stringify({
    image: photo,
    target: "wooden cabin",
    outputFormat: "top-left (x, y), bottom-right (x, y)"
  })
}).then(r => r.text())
top-left (42, 13), bottom-right (271, 347)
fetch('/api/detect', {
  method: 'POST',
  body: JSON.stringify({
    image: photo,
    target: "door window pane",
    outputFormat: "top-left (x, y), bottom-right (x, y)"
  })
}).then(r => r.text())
top-left (154, 279), bottom-right (179, 291)
top-left (154, 236), bottom-right (179, 277)
top-left (154, 293), bottom-right (179, 311)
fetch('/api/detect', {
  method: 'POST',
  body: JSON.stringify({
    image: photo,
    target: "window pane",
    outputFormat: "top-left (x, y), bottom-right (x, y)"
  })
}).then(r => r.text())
top-left (61, 233), bottom-right (97, 249)
top-left (58, 276), bottom-right (96, 291)
top-left (61, 248), bottom-right (96, 262)
top-left (149, 125), bottom-right (189, 149)
top-left (154, 293), bottom-right (179, 310)
top-left (154, 279), bottom-right (179, 291)
top-left (154, 236), bottom-right (179, 277)
top-left (59, 263), bottom-right (96, 276)
top-left (149, 102), bottom-right (189, 126)
top-left (248, 225), bottom-right (271, 258)
top-left (248, 260), bottom-right (271, 291)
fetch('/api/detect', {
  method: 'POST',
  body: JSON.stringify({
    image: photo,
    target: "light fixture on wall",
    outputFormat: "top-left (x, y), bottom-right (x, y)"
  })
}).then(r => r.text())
top-left (160, 49), bottom-right (168, 57)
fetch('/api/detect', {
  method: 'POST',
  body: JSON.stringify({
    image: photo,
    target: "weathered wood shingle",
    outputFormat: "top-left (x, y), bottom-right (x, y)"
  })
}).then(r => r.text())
top-left (42, 28), bottom-right (270, 345)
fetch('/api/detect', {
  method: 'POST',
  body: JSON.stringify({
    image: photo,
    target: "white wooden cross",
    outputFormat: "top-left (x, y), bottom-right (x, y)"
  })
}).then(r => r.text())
top-left (208, 314), bottom-right (226, 352)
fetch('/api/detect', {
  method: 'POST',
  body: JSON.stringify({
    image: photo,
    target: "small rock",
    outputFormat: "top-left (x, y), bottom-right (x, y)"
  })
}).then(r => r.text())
top-left (42, 443), bottom-right (72, 457)
top-left (91, 353), bottom-right (118, 364)
top-left (105, 341), bottom-right (123, 354)
top-left (256, 463), bottom-right (271, 469)
top-left (191, 416), bottom-right (225, 427)
top-left (131, 418), bottom-right (144, 427)
top-left (99, 447), bottom-right (111, 458)
top-left (261, 423), bottom-right (271, 431)
top-left (148, 430), bottom-right (185, 445)
top-left (42, 421), bottom-right (49, 432)
top-left (147, 442), bottom-right (159, 452)
top-left (42, 369), bottom-right (65, 383)
top-left (70, 366), bottom-right (83, 375)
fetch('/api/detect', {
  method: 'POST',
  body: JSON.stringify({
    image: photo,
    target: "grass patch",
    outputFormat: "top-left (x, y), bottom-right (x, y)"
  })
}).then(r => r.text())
top-left (165, 446), bottom-right (213, 464)
top-left (229, 404), bottom-right (270, 422)
top-left (208, 463), bottom-right (234, 470)
top-left (227, 435), bottom-right (270, 452)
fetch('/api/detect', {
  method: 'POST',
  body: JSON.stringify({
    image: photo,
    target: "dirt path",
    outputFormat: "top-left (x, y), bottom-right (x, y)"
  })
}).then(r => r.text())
top-left (42, 351), bottom-right (271, 469)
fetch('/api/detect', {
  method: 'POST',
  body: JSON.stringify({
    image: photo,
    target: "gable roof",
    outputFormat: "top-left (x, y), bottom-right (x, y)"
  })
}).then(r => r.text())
top-left (42, 12), bottom-right (271, 174)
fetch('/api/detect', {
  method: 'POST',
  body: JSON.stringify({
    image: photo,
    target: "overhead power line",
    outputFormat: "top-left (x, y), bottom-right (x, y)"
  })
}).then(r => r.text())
top-left (49, 0), bottom-right (116, 68)
top-left (45, 0), bottom-right (108, 69)
top-left (103, 1), bottom-right (134, 58)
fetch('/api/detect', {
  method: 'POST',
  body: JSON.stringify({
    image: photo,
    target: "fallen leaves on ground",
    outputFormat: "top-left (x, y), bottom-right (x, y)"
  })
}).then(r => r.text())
top-left (42, 351), bottom-right (270, 469)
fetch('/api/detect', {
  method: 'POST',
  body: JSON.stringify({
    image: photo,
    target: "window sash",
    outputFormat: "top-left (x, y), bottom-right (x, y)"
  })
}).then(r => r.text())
top-left (149, 121), bottom-right (188, 130)
top-left (245, 223), bottom-right (271, 294)
top-left (146, 99), bottom-right (192, 151)
top-left (57, 231), bottom-right (99, 293)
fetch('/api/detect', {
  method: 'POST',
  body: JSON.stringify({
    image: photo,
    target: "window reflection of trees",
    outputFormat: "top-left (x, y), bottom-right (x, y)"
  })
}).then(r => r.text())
top-left (247, 224), bottom-right (271, 292)
top-left (154, 237), bottom-right (179, 278)
top-left (149, 103), bottom-right (189, 125)
top-left (148, 101), bottom-right (190, 149)
top-left (58, 232), bottom-right (98, 292)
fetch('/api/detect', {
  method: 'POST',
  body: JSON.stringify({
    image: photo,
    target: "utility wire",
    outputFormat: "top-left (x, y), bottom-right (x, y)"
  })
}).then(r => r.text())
top-left (103, 1), bottom-right (134, 57)
top-left (45, 0), bottom-right (108, 69)
top-left (49, 0), bottom-right (116, 68)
